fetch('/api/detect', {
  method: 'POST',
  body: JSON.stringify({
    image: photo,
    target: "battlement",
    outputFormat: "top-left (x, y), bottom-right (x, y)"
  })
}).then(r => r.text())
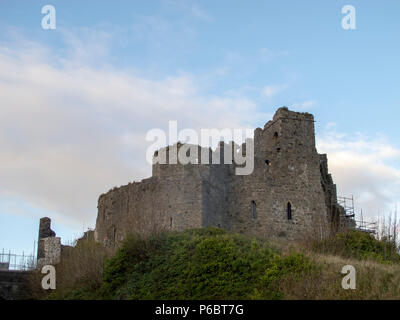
top-left (273, 106), bottom-right (314, 121)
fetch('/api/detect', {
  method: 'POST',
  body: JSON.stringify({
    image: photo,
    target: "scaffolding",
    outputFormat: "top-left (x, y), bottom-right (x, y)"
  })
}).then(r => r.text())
top-left (0, 243), bottom-right (37, 271)
top-left (355, 220), bottom-right (378, 234)
top-left (337, 195), bottom-right (377, 234)
top-left (337, 196), bottom-right (355, 218)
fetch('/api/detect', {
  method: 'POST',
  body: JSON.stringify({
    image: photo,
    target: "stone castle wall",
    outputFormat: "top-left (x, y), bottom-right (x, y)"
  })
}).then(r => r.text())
top-left (94, 107), bottom-right (342, 246)
top-left (95, 164), bottom-right (204, 246)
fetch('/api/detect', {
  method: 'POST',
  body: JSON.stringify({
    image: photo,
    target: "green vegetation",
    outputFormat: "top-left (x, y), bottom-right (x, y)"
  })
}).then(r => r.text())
top-left (35, 228), bottom-right (400, 300)
top-left (101, 228), bottom-right (316, 299)
top-left (312, 230), bottom-right (400, 264)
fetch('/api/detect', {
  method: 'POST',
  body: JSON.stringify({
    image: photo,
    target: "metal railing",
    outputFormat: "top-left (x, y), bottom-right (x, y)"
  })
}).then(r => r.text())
top-left (0, 249), bottom-right (37, 271)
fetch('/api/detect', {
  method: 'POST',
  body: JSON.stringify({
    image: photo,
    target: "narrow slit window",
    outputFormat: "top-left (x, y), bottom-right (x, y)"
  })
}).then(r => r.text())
top-left (111, 226), bottom-right (117, 243)
top-left (287, 202), bottom-right (292, 220)
top-left (251, 201), bottom-right (257, 219)
top-left (273, 132), bottom-right (279, 145)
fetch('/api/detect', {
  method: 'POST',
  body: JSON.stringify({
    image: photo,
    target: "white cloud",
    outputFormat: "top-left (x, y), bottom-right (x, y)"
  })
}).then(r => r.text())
top-left (317, 129), bottom-right (400, 221)
top-left (261, 84), bottom-right (287, 99)
top-left (0, 35), bottom-right (259, 229)
top-left (291, 100), bottom-right (317, 111)
top-left (1, 30), bottom-right (398, 233)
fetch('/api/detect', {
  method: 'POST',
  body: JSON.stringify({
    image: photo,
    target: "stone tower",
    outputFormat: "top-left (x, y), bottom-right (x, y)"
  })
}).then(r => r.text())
top-left (226, 107), bottom-right (328, 238)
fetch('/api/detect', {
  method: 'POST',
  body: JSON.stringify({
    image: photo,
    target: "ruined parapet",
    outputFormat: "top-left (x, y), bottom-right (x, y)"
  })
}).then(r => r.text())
top-left (260, 107), bottom-right (316, 154)
top-left (75, 229), bottom-right (95, 247)
top-left (152, 143), bottom-right (213, 177)
top-left (319, 154), bottom-right (337, 201)
top-left (38, 217), bottom-right (56, 239)
top-left (319, 154), bottom-right (340, 231)
top-left (82, 229), bottom-right (95, 242)
top-left (318, 154), bottom-right (356, 235)
top-left (37, 217), bottom-right (61, 267)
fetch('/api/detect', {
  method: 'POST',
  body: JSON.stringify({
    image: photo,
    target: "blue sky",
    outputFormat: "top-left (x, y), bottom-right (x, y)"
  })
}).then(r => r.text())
top-left (0, 0), bottom-right (399, 254)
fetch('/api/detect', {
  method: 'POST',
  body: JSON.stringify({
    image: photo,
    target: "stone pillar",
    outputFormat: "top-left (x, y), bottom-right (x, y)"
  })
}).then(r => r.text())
top-left (37, 217), bottom-right (61, 268)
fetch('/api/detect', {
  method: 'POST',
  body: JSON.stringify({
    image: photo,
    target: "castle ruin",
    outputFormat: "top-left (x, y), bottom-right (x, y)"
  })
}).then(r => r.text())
top-left (94, 107), bottom-right (352, 247)
top-left (37, 217), bottom-right (61, 267)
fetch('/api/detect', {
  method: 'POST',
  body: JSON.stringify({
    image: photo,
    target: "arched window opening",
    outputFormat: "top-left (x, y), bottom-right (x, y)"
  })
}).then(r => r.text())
top-left (277, 148), bottom-right (281, 153)
top-left (287, 202), bottom-right (292, 220)
top-left (170, 217), bottom-right (173, 228)
top-left (251, 201), bottom-right (257, 219)
top-left (265, 159), bottom-right (270, 166)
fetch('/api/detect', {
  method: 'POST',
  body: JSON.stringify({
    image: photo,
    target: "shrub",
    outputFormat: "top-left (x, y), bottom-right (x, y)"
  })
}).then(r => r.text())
top-left (99, 228), bottom-right (317, 299)
top-left (41, 228), bottom-right (400, 300)
top-left (312, 230), bottom-right (400, 263)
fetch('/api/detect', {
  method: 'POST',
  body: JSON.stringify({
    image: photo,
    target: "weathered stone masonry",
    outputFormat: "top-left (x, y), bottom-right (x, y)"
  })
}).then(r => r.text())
top-left (37, 217), bottom-right (61, 267)
top-left (95, 107), bottom-right (347, 246)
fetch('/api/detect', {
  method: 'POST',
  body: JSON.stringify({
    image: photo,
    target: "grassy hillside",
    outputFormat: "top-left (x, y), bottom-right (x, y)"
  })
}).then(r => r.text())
top-left (33, 228), bottom-right (400, 300)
